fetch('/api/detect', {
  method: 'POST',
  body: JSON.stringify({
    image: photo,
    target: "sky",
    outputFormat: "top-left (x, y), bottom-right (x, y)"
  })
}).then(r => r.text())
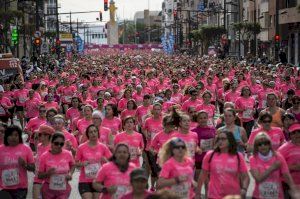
top-left (59, 0), bottom-right (163, 23)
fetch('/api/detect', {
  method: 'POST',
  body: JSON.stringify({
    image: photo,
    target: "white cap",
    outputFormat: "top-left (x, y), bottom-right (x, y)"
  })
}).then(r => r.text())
top-left (0, 85), bottom-right (4, 92)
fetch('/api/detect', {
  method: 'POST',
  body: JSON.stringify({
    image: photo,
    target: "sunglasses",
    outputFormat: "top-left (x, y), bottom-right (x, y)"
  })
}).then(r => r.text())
top-left (262, 120), bottom-right (272, 123)
top-left (293, 101), bottom-right (300, 105)
top-left (258, 141), bottom-right (270, 147)
top-left (290, 130), bottom-right (300, 135)
top-left (40, 110), bottom-right (47, 113)
top-left (173, 145), bottom-right (186, 149)
top-left (92, 117), bottom-right (101, 120)
top-left (53, 142), bottom-right (64, 147)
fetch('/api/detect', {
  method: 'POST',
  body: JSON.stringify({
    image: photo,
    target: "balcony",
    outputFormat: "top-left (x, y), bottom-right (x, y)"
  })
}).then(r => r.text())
top-left (279, 7), bottom-right (300, 24)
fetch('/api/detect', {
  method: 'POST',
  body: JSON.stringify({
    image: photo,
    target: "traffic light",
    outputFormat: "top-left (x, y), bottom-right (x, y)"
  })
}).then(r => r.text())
top-left (11, 27), bottom-right (19, 45)
top-left (34, 38), bottom-right (41, 46)
top-left (104, 0), bottom-right (108, 11)
top-left (173, 10), bottom-right (177, 19)
top-left (100, 11), bottom-right (103, 21)
top-left (275, 35), bottom-right (280, 48)
top-left (56, 38), bottom-right (61, 47)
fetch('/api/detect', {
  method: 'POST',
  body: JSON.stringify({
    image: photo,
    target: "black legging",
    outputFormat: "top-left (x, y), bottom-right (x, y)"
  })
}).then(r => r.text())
top-left (243, 120), bottom-right (255, 138)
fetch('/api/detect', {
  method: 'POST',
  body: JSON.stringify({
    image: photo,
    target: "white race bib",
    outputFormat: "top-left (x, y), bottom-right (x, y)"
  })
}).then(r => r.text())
top-left (19, 97), bottom-right (27, 103)
top-left (2, 168), bottom-right (19, 186)
top-left (259, 182), bottom-right (279, 199)
top-left (186, 142), bottom-right (195, 158)
top-left (84, 163), bottom-right (100, 179)
top-left (242, 109), bottom-right (252, 119)
top-left (112, 185), bottom-right (129, 199)
top-left (64, 96), bottom-right (71, 103)
top-left (49, 174), bottom-right (66, 190)
top-left (171, 182), bottom-right (189, 199)
top-left (200, 138), bottom-right (214, 152)
top-left (129, 147), bottom-right (138, 160)
top-left (207, 118), bottom-right (214, 126)
top-left (262, 100), bottom-right (267, 108)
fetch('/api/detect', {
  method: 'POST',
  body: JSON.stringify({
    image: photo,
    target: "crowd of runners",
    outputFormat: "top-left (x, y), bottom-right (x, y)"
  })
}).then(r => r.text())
top-left (0, 49), bottom-right (300, 199)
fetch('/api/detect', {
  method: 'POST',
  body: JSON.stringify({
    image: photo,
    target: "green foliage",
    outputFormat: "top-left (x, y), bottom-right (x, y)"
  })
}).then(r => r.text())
top-left (233, 22), bottom-right (261, 42)
top-left (119, 22), bottom-right (161, 44)
top-left (191, 25), bottom-right (226, 53)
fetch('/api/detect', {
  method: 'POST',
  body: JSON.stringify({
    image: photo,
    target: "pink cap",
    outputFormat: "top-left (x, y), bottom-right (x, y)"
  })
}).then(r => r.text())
top-left (288, 123), bottom-right (300, 132)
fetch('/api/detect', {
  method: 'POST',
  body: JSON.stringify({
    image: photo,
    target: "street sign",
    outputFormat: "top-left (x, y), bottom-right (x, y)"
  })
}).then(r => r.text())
top-left (75, 36), bottom-right (84, 53)
top-left (59, 33), bottom-right (73, 42)
top-left (66, 44), bottom-right (73, 52)
top-left (198, 2), bottom-right (205, 12)
top-left (40, 43), bottom-right (49, 54)
top-left (34, 31), bottom-right (41, 38)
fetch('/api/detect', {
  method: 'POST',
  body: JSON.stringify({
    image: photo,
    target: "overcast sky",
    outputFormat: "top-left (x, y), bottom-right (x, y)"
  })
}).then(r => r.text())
top-left (60, 0), bottom-right (163, 23)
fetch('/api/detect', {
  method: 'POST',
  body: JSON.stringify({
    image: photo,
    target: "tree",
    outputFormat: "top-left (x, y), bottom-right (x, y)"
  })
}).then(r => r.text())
top-left (191, 25), bottom-right (226, 54)
top-left (233, 22), bottom-right (261, 54)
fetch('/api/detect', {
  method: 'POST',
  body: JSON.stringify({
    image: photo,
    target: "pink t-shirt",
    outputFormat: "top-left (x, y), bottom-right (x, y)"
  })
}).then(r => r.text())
top-left (25, 117), bottom-right (47, 143)
top-left (114, 131), bottom-right (144, 167)
top-left (143, 117), bottom-right (163, 150)
top-left (101, 117), bottom-right (122, 135)
top-left (171, 131), bottom-right (199, 159)
top-left (34, 143), bottom-right (51, 183)
top-left (77, 118), bottom-right (93, 137)
top-left (60, 86), bottom-right (77, 104)
top-left (202, 151), bottom-right (248, 199)
top-left (151, 131), bottom-right (175, 152)
top-left (62, 129), bottom-right (78, 150)
top-left (250, 153), bottom-right (289, 199)
top-left (0, 144), bottom-right (34, 189)
top-left (248, 127), bottom-right (285, 150)
top-left (95, 162), bottom-right (136, 199)
top-left (235, 96), bottom-right (256, 122)
top-left (278, 142), bottom-right (300, 185)
top-left (118, 98), bottom-right (129, 112)
top-left (75, 142), bottom-right (112, 182)
top-left (182, 99), bottom-right (202, 112)
top-left (38, 149), bottom-right (74, 185)
top-left (44, 101), bottom-right (59, 111)
top-left (66, 107), bottom-right (80, 122)
top-left (24, 98), bottom-right (41, 118)
top-left (120, 109), bottom-right (137, 120)
top-left (14, 88), bottom-right (29, 106)
top-left (0, 97), bottom-right (12, 116)
top-left (171, 93), bottom-right (183, 104)
top-left (136, 105), bottom-right (152, 125)
top-left (99, 126), bottom-right (112, 145)
top-left (224, 90), bottom-right (240, 103)
top-left (159, 157), bottom-right (195, 199)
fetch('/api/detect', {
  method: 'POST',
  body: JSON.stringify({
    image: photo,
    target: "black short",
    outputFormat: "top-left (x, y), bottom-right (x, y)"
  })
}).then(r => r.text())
top-left (1, 188), bottom-right (27, 199)
top-left (195, 161), bottom-right (203, 170)
top-left (15, 106), bottom-right (24, 112)
top-left (78, 182), bottom-right (97, 195)
top-left (145, 151), bottom-right (161, 177)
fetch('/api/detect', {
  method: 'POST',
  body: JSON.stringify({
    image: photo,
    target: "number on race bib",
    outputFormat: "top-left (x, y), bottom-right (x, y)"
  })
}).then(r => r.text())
top-left (200, 139), bottom-right (214, 152)
top-left (64, 96), bottom-right (71, 103)
top-left (186, 142), bottom-right (195, 157)
top-left (19, 97), bottom-right (27, 103)
top-left (259, 182), bottom-right (279, 199)
top-left (171, 182), bottom-right (190, 199)
top-left (242, 109), bottom-right (252, 119)
top-left (129, 147), bottom-right (138, 160)
top-left (49, 174), bottom-right (67, 190)
top-left (84, 163), bottom-right (100, 179)
top-left (112, 185), bottom-right (129, 199)
top-left (2, 168), bottom-right (19, 186)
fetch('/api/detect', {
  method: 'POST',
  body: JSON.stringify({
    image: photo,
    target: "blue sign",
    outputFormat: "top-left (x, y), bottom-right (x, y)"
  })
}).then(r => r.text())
top-left (75, 36), bottom-right (84, 53)
top-left (198, 2), bottom-right (205, 12)
top-left (66, 44), bottom-right (72, 52)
